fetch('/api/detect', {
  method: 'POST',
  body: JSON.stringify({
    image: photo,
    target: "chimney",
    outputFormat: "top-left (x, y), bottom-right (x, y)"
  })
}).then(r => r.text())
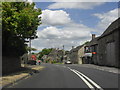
top-left (72, 46), bottom-right (74, 49)
top-left (92, 34), bottom-right (96, 40)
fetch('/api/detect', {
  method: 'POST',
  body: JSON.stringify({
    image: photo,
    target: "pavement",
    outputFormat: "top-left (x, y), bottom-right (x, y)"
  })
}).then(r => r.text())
top-left (6, 63), bottom-right (119, 89)
top-left (72, 64), bottom-right (120, 74)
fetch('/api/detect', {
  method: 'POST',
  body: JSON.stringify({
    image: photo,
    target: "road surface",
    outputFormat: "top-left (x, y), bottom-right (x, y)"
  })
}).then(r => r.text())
top-left (6, 63), bottom-right (119, 89)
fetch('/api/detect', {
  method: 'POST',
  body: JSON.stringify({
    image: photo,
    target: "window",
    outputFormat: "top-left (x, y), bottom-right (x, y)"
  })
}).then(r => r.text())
top-left (91, 45), bottom-right (98, 54)
top-left (84, 46), bottom-right (90, 53)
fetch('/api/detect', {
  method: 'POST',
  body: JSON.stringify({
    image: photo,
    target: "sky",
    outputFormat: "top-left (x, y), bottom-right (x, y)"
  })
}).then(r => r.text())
top-left (27, 0), bottom-right (119, 52)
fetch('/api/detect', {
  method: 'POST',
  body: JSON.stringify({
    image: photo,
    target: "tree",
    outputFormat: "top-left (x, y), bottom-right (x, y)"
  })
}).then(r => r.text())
top-left (2, 2), bottom-right (42, 56)
top-left (38, 48), bottom-right (52, 60)
top-left (26, 46), bottom-right (37, 52)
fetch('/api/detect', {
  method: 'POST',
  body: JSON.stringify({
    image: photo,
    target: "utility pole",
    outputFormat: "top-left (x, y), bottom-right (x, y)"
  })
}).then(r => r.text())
top-left (29, 38), bottom-right (31, 55)
top-left (62, 45), bottom-right (65, 63)
top-left (63, 45), bottom-right (64, 51)
top-left (72, 46), bottom-right (74, 49)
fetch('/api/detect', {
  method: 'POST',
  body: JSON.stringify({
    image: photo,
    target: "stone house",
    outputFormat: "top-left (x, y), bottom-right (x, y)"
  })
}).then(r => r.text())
top-left (78, 44), bottom-right (86, 64)
top-left (47, 48), bottom-right (64, 63)
top-left (69, 45), bottom-right (86, 64)
top-left (83, 18), bottom-right (120, 68)
top-left (47, 48), bottom-right (58, 62)
top-left (97, 18), bottom-right (120, 67)
top-left (57, 50), bottom-right (64, 62)
top-left (84, 35), bottom-right (99, 64)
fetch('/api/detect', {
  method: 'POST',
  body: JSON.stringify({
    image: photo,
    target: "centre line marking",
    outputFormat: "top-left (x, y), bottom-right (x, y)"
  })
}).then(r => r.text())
top-left (68, 67), bottom-right (103, 90)
top-left (74, 69), bottom-right (103, 90)
top-left (71, 69), bottom-right (95, 89)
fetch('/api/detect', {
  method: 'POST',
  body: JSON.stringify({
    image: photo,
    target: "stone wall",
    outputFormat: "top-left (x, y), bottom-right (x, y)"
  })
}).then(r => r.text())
top-left (78, 45), bottom-right (85, 64)
top-left (97, 29), bottom-right (119, 67)
top-left (69, 51), bottom-right (78, 64)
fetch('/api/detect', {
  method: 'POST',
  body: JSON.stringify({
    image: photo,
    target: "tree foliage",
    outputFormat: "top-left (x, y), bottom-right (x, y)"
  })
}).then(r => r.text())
top-left (38, 48), bottom-right (52, 60)
top-left (26, 46), bottom-right (37, 52)
top-left (2, 2), bottom-right (42, 56)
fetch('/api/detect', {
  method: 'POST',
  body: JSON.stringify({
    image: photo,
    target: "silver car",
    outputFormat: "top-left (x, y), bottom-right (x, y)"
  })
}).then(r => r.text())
top-left (65, 60), bottom-right (72, 64)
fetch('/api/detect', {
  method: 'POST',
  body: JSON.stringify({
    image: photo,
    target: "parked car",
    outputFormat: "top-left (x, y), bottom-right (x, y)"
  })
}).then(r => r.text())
top-left (27, 60), bottom-right (37, 65)
top-left (65, 60), bottom-right (72, 64)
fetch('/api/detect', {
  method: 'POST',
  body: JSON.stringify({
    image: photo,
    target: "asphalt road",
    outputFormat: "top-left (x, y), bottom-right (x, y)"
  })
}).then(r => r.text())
top-left (7, 63), bottom-right (119, 89)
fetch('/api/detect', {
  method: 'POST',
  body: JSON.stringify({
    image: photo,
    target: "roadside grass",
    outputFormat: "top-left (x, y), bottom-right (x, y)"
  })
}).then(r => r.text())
top-left (1, 65), bottom-right (45, 87)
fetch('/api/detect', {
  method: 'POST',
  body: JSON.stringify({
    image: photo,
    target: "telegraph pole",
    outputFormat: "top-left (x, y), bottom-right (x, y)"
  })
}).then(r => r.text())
top-left (29, 38), bottom-right (31, 54)
top-left (62, 45), bottom-right (65, 63)
top-left (63, 45), bottom-right (64, 51)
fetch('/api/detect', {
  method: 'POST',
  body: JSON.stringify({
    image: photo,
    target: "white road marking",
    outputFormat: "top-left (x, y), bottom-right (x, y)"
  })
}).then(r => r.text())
top-left (74, 69), bottom-right (103, 90)
top-left (68, 67), bottom-right (103, 90)
top-left (71, 69), bottom-right (95, 90)
top-left (67, 67), bottom-right (71, 70)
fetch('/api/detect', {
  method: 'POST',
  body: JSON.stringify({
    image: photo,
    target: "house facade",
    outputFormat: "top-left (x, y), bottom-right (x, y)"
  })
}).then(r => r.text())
top-left (46, 48), bottom-right (64, 63)
top-left (69, 45), bottom-right (85, 64)
top-left (97, 18), bottom-right (120, 67)
top-left (83, 18), bottom-right (120, 68)
top-left (84, 36), bottom-right (99, 64)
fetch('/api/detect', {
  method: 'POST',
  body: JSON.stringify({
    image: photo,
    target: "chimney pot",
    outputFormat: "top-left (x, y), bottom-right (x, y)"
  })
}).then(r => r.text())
top-left (92, 34), bottom-right (96, 40)
top-left (72, 46), bottom-right (74, 49)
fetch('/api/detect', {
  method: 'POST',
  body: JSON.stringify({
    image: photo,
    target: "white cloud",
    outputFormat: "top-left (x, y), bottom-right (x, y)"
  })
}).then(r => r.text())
top-left (24, 0), bottom-right (119, 2)
top-left (32, 9), bottom-right (95, 50)
top-left (39, 9), bottom-right (72, 26)
top-left (48, 2), bottom-right (105, 9)
top-left (26, 0), bottom-right (33, 4)
top-left (31, 6), bottom-right (119, 51)
top-left (38, 26), bottom-right (92, 39)
top-left (94, 8), bottom-right (119, 33)
top-left (32, 24), bottom-right (93, 50)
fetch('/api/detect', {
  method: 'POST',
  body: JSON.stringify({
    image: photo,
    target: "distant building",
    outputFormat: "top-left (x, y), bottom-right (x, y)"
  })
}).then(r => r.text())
top-left (47, 48), bottom-right (58, 62)
top-left (46, 48), bottom-right (64, 63)
top-left (21, 53), bottom-right (28, 64)
top-left (57, 49), bottom-right (64, 62)
top-left (69, 45), bottom-right (86, 64)
top-left (42, 55), bottom-right (48, 63)
top-left (63, 51), bottom-right (70, 63)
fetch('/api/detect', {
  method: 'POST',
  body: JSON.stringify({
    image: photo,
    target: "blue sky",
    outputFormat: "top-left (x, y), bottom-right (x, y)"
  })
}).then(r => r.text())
top-left (35, 2), bottom-right (118, 28)
top-left (30, 1), bottom-right (119, 52)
